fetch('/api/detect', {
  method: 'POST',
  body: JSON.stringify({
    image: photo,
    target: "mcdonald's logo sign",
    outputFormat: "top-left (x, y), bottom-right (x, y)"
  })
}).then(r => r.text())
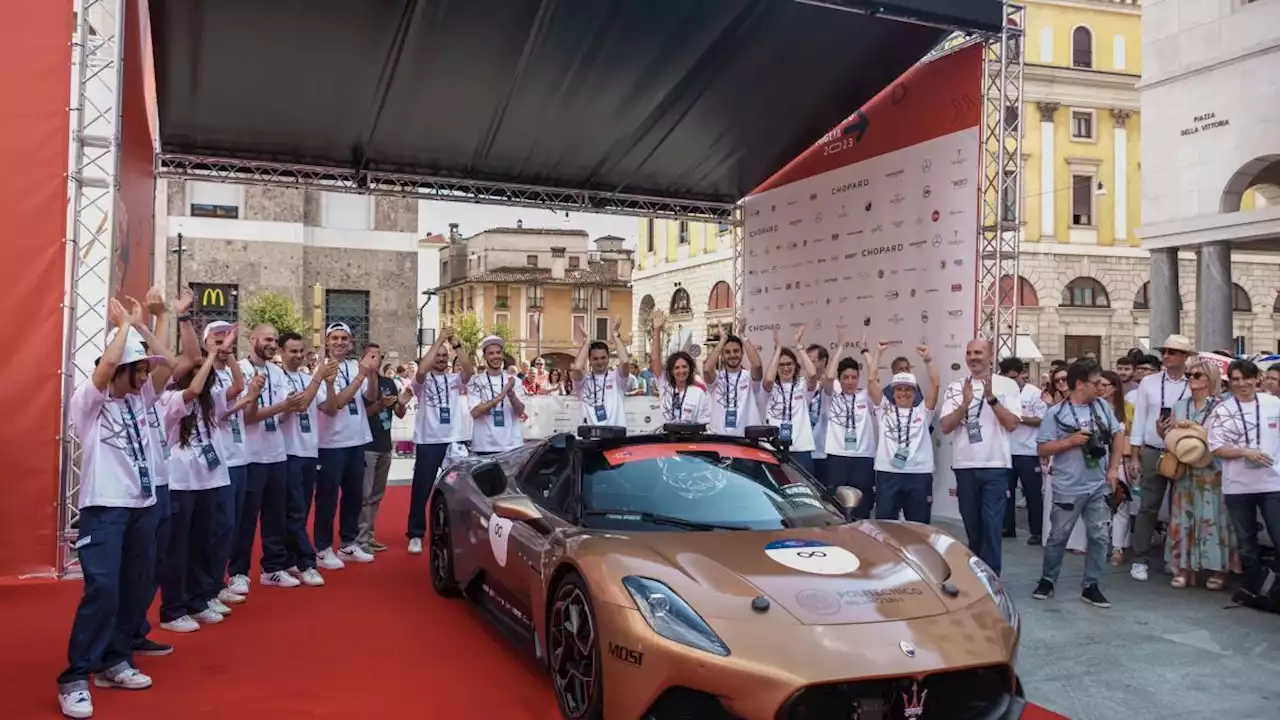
top-left (193, 283), bottom-right (236, 312)
top-left (201, 287), bottom-right (226, 308)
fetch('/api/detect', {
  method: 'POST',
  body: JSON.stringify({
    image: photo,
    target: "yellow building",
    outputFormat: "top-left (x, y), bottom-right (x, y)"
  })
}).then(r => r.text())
top-left (435, 226), bottom-right (634, 369)
top-left (631, 219), bottom-right (737, 357)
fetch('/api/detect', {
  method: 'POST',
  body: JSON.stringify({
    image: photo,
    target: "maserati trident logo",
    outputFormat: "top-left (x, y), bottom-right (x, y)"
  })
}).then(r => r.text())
top-left (903, 681), bottom-right (929, 718)
top-left (899, 640), bottom-right (916, 658)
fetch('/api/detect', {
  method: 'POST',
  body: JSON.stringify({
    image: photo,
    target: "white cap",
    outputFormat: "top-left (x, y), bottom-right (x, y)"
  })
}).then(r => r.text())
top-left (105, 327), bottom-right (167, 368)
top-left (888, 372), bottom-right (918, 388)
top-left (326, 322), bottom-right (352, 337)
top-left (202, 320), bottom-right (234, 342)
top-left (480, 335), bottom-right (504, 352)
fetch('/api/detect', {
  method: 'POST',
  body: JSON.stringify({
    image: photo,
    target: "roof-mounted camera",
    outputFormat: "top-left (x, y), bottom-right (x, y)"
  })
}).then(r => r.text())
top-left (744, 425), bottom-right (779, 442)
top-left (662, 423), bottom-right (708, 437)
top-left (578, 425), bottom-right (627, 441)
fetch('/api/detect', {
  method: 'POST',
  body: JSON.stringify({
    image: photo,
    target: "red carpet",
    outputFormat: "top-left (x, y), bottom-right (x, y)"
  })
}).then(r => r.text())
top-left (1, 487), bottom-right (1068, 719)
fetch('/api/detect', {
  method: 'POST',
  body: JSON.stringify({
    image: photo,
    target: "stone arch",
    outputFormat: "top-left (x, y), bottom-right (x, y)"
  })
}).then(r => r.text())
top-left (1221, 154), bottom-right (1280, 213)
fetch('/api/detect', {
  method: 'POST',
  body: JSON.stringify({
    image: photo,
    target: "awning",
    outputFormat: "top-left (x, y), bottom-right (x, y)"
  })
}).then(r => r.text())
top-left (1016, 335), bottom-right (1043, 362)
top-left (1138, 338), bottom-right (1150, 352)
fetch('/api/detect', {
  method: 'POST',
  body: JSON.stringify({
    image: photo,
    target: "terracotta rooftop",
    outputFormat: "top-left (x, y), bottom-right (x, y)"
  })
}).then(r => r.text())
top-left (439, 265), bottom-right (628, 289)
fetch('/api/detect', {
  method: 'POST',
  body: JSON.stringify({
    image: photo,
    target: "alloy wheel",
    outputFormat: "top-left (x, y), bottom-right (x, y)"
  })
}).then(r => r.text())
top-left (548, 580), bottom-right (598, 718)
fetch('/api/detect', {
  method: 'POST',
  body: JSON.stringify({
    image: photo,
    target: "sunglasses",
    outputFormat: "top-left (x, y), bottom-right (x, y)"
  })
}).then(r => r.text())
top-left (1186, 371), bottom-right (1206, 380)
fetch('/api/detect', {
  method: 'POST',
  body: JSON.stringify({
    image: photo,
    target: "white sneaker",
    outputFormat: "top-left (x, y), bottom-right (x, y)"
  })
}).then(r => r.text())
top-left (300, 568), bottom-right (325, 587)
top-left (339, 544), bottom-right (375, 563)
top-left (408, 538), bottom-right (423, 555)
top-left (93, 667), bottom-right (152, 690)
top-left (59, 689), bottom-right (93, 718)
top-left (1130, 562), bottom-right (1149, 582)
top-left (316, 548), bottom-right (346, 571)
top-left (192, 608), bottom-right (224, 625)
top-left (207, 598), bottom-right (232, 615)
top-left (227, 574), bottom-right (251, 595)
top-left (260, 570), bottom-right (301, 588)
top-left (159, 615), bottom-right (200, 633)
top-left (218, 588), bottom-right (246, 605)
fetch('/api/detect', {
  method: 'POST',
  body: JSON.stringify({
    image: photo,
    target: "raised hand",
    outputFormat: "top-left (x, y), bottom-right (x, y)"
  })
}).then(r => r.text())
top-left (440, 326), bottom-right (456, 343)
top-left (146, 286), bottom-right (167, 315)
top-left (877, 339), bottom-right (891, 352)
top-left (108, 298), bottom-right (128, 328)
top-left (651, 309), bottom-right (667, 330)
top-left (962, 376), bottom-right (974, 405)
top-left (612, 317), bottom-right (622, 336)
top-left (247, 373), bottom-right (267, 396)
top-left (321, 359), bottom-right (340, 381)
top-left (174, 286), bottom-right (195, 315)
top-left (359, 352), bottom-right (380, 376)
top-left (793, 325), bottom-right (806, 346)
top-left (772, 327), bottom-right (781, 347)
top-left (916, 345), bottom-right (931, 359)
top-left (124, 296), bottom-right (145, 327)
top-left (504, 375), bottom-right (517, 395)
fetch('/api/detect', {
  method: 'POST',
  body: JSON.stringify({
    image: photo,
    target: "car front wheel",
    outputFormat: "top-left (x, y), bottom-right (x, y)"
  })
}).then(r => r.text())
top-left (428, 494), bottom-right (460, 597)
top-left (547, 572), bottom-right (604, 720)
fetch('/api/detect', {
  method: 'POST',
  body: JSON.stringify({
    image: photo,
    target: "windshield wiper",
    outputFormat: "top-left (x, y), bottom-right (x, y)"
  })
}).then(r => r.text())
top-left (581, 510), bottom-right (751, 532)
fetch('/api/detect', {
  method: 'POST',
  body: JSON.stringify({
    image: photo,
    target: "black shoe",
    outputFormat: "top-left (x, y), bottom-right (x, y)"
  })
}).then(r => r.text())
top-left (1031, 579), bottom-right (1054, 600)
top-left (133, 638), bottom-right (174, 656)
top-left (1002, 529), bottom-right (1017, 539)
top-left (1027, 535), bottom-right (1042, 546)
top-left (1080, 584), bottom-right (1111, 608)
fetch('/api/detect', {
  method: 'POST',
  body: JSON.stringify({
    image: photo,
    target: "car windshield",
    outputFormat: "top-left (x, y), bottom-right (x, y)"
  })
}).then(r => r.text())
top-left (579, 443), bottom-right (845, 531)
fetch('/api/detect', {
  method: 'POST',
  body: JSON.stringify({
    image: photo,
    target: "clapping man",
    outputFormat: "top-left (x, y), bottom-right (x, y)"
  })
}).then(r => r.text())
top-left (469, 336), bottom-right (526, 455)
top-left (357, 343), bottom-right (408, 555)
top-left (278, 332), bottom-right (332, 587)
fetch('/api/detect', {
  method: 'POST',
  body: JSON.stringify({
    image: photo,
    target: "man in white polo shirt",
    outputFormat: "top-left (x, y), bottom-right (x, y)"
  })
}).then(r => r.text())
top-left (278, 331), bottom-right (332, 587)
top-left (571, 318), bottom-right (629, 428)
top-left (406, 327), bottom-right (473, 554)
top-left (940, 338), bottom-right (1022, 576)
top-left (314, 323), bottom-right (381, 568)
top-left (701, 328), bottom-right (765, 436)
top-left (469, 336), bottom-right (527, 455)
top-left (1127, 334), bottom-right (1192, 582)
top-left (1000, 356), bottom-right (1046, 545)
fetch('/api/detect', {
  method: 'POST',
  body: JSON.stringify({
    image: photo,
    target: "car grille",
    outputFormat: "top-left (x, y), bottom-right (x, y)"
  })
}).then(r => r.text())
top-left (777, 665), bottom-right (1015, 720)
top-left (645, 687), bottom-right (743, 720)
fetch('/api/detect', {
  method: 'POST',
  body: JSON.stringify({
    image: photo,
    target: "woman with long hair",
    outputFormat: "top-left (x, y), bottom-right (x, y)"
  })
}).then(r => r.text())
top-left (1097, 370), bottom-right (1136, 563)
top-left (540, 368), bottom-right (565, 395)
top-left (648, 310), bottom-right (710, 425)
top-left (1158, 358), bottom-right (1240, 589)
top-left (762, 325), bottom-right (820, 474)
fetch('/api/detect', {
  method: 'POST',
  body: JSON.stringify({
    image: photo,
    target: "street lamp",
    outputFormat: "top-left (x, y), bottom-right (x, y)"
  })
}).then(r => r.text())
top-left (171, 232), bottom-right (189, 352)
top-left (418, 289), bottom-right (437, 358)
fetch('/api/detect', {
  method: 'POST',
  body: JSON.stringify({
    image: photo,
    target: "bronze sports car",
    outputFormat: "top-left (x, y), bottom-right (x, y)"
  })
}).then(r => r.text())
top-left (428, 424), bottom-right (1024, 720)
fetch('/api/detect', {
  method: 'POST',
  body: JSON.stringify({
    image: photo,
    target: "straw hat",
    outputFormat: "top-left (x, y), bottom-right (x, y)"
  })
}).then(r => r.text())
top-left (1165, 425), bottom-right (1211, 468)
top-left (1156, 334), bottom-right (1195, 353)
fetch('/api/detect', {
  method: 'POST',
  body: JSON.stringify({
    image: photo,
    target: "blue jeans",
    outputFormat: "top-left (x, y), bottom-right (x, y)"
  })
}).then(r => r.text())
top-left (134, 484), bottom-right (170, 644)
top-left (875, 472), bottom-right (933, 523)
top-left (160, 488), bottom-right (219, 621)
top-left (954, 468), bottom-right (1010, 576)
top-left (57, 503), bottom-right (160, 691)
top-left (285, 455), bottom-right (319, 571)
top-left (1041, 485), bottom-right (1111, 587)
top-left (823, 455), bottom-right (876, 520)
top-left (407, 443), bottom-right (450, 539)
top-left (1006, 455), bottom-right (1044, 537)
top-left (315, 446), bottom-right (366, 551)
top-left (213, 465), bottom-right (248, 591)
top-left (1225, 491), bottom-right (1280, 577)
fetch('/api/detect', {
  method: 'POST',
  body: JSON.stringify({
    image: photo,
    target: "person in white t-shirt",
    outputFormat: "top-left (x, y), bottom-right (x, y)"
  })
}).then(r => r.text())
top-left (866, 340), bottom-right (940, 523)
top-left (806, 342), bottom-right (833, 485)
top-left (314, 322), bottom-right (381, 569)
top-left (939, 338), bottom-right (1023, 576)
top-left (469, 335), bottom-right (527, 454)
top-left (999, 357), bottom-right (1046, 544)
top-left (818, 327), bottom-right (877, 519)
top-left (407, 327), bottom-right (474, 554)
top-left (202, 320), bottom-right (254, 608)
top-left (571, 318), bottom-right (630, 428)
top-left (648, 310), bottom-right (711, 427)
top-left (1209, 359), bottom-right (1280, 580)
top-left (701, 325), bottom-right (765, 438)
top-left (57, 298), bottom-right (176, 719)
top-left (278, 332), bottom-right (333, 587)
top-left (762, 325), bottom-right (820, 474)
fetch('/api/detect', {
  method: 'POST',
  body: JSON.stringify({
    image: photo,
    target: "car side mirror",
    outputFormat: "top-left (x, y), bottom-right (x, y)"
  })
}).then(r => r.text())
top-left (492, 496), bottom-right (545, 524)
top-left (834, 486), bottom-right (864, 511)
top-left (472, 461), bottom-right (508, 498)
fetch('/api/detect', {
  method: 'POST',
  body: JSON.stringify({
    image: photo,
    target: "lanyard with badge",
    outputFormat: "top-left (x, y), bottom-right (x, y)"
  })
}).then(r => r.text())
top-left (286, 371), bottom-right (311, 433)
top-left (191, 412), bottom-right (222, 470)
top-left (723, 370), bottom-right (741, 429)
top-left (668, 384), bottom-right (686, 422)
top-left (891, 405), bottom-right (915, 469)
top-left (148, 405), bottom-right (171, 459)
top-left (488, 375), bottom-right (506, 427)
top-left (1235, 397), bottom-right (1263, 468)
top-left (808, 389), bottom-right (822, 427)
top-left (255, 365), bottom-right (278, 431)
top-left (777, 382), bottom-right (795, 443)
top-left (841, 393), bottom-right (859, 450)
top-left (340, 362), bottom-right (359, 415)
top-left (432, 373), bottom-right (451, 425)
top-left (589, 372), bottom-right (608, 423)
top-left (215, 370), bottom-right (243, 444)
top-left (1160, 372), bottom-right (1189, 410)
top-left (120, 397), bottom-right (153, 496)
top-left (379, 381), bottom-right (394, 430)
top-left (965, 380), bottom-right (985, 444)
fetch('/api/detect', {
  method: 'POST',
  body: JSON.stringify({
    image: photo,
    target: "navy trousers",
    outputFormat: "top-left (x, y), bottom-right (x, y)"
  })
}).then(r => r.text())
top-left (875, 472), bottom-right (933, 523)
top-left (160, 488), bottom-right (219, 621)
top-left (407, 443), bottom-right (450, 539)
top-left (822, 455), bottom-right (876, 520)
top-left (955, 468), bottom-right (1010, 576)
top-left (133, 485), bottom-right (170, 645)
top-left (213, 465), bottom-right (248, 590)
top-left (315, 446), bottom-right (366, 551)
top-left (285, 455), bottom-right (319, 571)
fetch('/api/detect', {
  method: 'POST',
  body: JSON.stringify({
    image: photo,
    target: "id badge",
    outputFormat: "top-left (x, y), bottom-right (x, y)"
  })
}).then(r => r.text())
top-left (725, 408), bottom-right (738, 429)
top-left (492, 407), bottom-right (506, 428)
top-left (966, 421), bottom-right (983, 444)
top-left (844, 425), bottom-right (857, 451)
top-left (201, 443), bottom-right (222, 471)
top-left (438, 406), bottom-right (451, 425)
top-left (594, 404), bottom-right (607, 423)
top-left (137, 463), bottom-right (153, 497)
top-left (230, 417), bottom-right (243, 444)
top-left (265, 416), bottom-right (277, 432)
top-left (347, 400), bottom-right (359, 416)
top-left (299, 413), bottom-right (311, 433)
top-left (891, 448), bottom-right (909, 469)
top-left (382, 414), bottom-right (392, 430)
top-left (779, 422), bottom-right (793, 443)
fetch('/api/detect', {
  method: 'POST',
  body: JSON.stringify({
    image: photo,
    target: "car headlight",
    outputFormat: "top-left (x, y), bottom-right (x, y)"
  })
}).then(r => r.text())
top-left (969, 556), bottom-right (1019, 631)
top-left (622, 576), bottom-right (729, 657)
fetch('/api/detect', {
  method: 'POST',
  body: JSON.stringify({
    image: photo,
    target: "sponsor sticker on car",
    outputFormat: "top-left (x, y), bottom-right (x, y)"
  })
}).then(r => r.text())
top-left (764, 539), bottom-right (861, 575)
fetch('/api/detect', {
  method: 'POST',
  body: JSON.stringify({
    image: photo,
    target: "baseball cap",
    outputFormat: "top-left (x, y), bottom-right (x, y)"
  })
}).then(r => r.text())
top-left (480, 335), bottom-right (504, 352)
top-left (201, 320), bottom-right (234, 342)
top-left (888, 372), bottom-right (919, 389)
top-left (326, 322), bottom-right (352, 337)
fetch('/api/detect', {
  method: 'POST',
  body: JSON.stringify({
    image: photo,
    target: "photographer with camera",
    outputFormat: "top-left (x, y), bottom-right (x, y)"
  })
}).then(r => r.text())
top-left (1032, 359), bottom-right (1125, 609)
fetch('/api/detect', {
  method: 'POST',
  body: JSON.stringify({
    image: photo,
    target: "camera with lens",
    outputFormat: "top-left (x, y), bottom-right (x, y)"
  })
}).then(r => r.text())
top-left (1082, 431), bottom-right (1109, 460)
top-left (1053, 401), bottom-right (1113, 461)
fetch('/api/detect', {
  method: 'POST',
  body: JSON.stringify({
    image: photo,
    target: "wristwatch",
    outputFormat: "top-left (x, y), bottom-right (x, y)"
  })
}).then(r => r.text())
top-left (986, 396), bottom-right (999, 406)
top-left (176, 313), bottom-right (193, 322)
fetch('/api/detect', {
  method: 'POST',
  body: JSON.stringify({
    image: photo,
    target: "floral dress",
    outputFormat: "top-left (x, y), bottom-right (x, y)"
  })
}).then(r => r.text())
top-left (1164, 397), bottom-right (1241, 575)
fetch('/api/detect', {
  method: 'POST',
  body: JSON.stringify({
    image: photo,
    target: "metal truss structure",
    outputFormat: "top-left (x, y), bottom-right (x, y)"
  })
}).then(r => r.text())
top-left (60, 0), bottom-right (128, 577)
top-left (157, 155), bottom-right (737, 225)
top-left (977, 4), bottom-right (1025, 360)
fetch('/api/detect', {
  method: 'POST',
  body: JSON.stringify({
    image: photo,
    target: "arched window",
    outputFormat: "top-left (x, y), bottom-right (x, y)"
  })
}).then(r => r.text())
top-left (983, 275), bottom-right (1038, 307)
top-left (1272, 292), bottom-right (1280, 315)
top-left (1062, 277), bottom-right (1110, 308)
top-left (638, 294), bottom-right (655, 339)
top-left (1233, 284), bottom-right (1252, 313)
top-left (669, 288), bottom-right (691, 315)
top-left (1072, 26), bottom-right (1093, 68)
top-left (1133, 281), bottom-right (1183, 311)
top-left (708, 281), bottom-right (734, 312)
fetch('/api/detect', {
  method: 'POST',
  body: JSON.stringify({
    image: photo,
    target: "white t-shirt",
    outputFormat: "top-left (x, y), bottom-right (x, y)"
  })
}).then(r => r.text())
top-left (212, 366), bottom-right (249, 468)
top-left (412, 372), bottom-right (466, 445)
top-left (874, 399), bottom-right (935, 474)
top-left (656, 376), bottom-right (711, 425)
top-left (468, 372), bottom-right (527, 453)
top-left (764, 380), bottom-right (816, 453)
top-left (68, 380), bottom-right (160, 509)
top-left (281, 369), bottom-right (319, 459)
top-left (1207, 394), bottom-right (1280, 495)
top-left (161, 389), bottom-right (232, 492)
top-left (240, 359), bottom-right (289, 464)
top-left (1011, 383), bottom-right (1048, 457)
top-left (577, 369), bottom-right (626, 427)
top-left (809, 382), bottom-right (829, 459)
top-left (824, 390), bottom-right (876, 458)
top-left (1130, 371), bottom-right (1190, 450)
top-left (706, 369), bottom-right (762, 436)
top-left (940, 374), bottom-right (1022, 470)
top-left (316, 359), bottom-right (374, 450)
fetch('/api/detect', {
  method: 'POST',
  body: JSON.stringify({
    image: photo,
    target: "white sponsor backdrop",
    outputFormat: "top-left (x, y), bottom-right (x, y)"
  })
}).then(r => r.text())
top-left (743, 127), bottom-right (981, 519)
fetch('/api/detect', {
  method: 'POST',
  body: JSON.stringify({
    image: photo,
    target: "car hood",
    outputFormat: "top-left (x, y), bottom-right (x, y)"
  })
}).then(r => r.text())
top-left (580, 523), bottom-right (959, 626)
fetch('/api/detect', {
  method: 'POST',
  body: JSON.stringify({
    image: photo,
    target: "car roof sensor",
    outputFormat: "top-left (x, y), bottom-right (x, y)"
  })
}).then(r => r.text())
top-left (578, 425), bottom-right (626, 441)
top-left (662, 423), bottom-right (708, 437)
top-left (744, 425), bottom-right (779, 441)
